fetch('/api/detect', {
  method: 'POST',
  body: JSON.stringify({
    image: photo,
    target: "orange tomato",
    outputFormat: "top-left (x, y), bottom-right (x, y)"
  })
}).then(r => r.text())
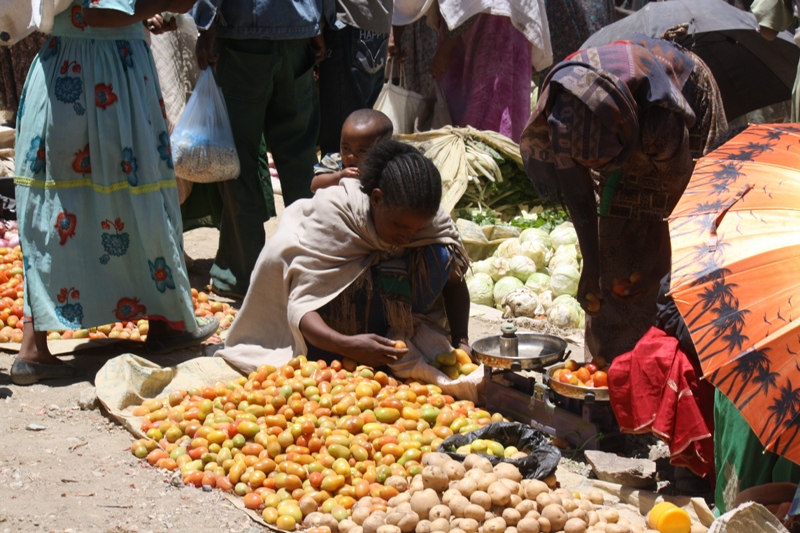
top-left (592, 371), bottom-right (609, 388)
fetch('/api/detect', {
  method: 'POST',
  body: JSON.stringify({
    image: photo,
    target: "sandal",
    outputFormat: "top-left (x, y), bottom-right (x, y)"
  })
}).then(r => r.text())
top-left (145, 316), bottom-right (220, 355)
top-left (11, 358), bottom-right (80, 386)
top-left (210, 284), bottom-right (246, 300)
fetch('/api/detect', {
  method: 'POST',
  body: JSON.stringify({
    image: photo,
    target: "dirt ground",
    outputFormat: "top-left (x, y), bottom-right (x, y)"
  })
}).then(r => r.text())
top-left (0, 195), bottom-right (507, 533)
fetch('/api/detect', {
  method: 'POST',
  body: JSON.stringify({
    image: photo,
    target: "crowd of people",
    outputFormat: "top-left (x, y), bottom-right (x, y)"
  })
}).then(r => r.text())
top-left (2, 0), bottom-right (800, 519)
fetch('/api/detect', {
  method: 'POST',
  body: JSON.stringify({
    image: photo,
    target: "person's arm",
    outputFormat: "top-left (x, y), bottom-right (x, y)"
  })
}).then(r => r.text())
top-left (311, 171), bottom-right (345, 193)
top-left (752, 0), bottom-right (794, 40)
top-left (389, 25), bottom-right (408, 60)
top-left (299, 311), bottom-right (409, 366)
top-left (442, 270), bottom-right (472, 355)
top-left (83, 0), bottom-right (196, 28)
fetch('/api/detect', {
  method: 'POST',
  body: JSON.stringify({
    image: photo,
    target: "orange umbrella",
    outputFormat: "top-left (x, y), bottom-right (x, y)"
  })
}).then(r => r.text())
top-left (669, 123), bottom-right (800, 463)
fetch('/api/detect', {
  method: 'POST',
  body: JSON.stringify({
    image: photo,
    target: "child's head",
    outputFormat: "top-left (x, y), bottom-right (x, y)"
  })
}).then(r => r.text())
top-left (340, 110), bottom-right (394, 169)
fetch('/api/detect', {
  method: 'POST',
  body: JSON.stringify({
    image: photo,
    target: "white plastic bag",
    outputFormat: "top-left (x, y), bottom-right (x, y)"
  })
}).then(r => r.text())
top-left (171, 69), bottom-right (240, 183)
top-left (374, 59), bottom-right (424, 135)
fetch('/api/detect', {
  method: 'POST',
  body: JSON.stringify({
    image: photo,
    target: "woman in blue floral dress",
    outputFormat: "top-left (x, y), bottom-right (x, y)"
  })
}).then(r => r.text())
top-left (12, 0), bottom-right (217, 385)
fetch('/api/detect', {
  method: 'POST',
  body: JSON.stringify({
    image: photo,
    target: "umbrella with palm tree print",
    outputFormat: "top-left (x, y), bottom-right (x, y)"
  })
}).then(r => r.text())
top-left (669, 123), bottom-right (800, 463)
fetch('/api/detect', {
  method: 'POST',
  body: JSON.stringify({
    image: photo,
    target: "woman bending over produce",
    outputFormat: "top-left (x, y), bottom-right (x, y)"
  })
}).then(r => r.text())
top-left (521, 35), bottom-right (727, 361)
top-left (217, 141), bottom-right (479, 397)
top-left (11, 0), bottom-right (219, 385)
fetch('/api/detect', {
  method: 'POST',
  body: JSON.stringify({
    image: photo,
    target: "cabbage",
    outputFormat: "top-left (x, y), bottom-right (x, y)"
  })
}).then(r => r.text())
top-left (550, 223), bottom-right (578, 248)
top-left (525, 272), bottom-right (551, 293)
top-left (518, 240), bottom-right (551, 271)
top-left (519, 228), bottom-right (552, 249)
top-left (550, 295), bottom-right (585, 328)
top-left (508, 256), bottom-right (537, 282)
top-left (553, 244), bottom-right (578, 259)
top-left (548, 253), bottom-right (580, 273)
top-left (467, 273), bottom-right (495, 306)
top-left (547, 302), bottom-right (583, 329)
top-left (550, 265), bottom-right (581, 297)
top-left (493, 276), bottom-right (524, 307)
top-left (536, 290), bottom-right (554, 315)
top-left (469, 259), bottom-right (494, 278)
top-left (501, 286), bottom-right (539, 318)
top-left (487, 257), bottom-right (511, 282)
top-left (496, 238), bottom-right (521, 259)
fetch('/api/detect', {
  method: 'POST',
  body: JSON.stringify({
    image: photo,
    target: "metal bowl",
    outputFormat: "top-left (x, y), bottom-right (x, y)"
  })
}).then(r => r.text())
top-left (472, 333), bottom-right (568, 371)
top-left (546, 363), bottom-right (610, 402)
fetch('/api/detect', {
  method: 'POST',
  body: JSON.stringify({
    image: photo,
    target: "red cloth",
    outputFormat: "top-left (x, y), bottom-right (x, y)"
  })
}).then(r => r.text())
top-left (609, 327), bottom-right (716, 480)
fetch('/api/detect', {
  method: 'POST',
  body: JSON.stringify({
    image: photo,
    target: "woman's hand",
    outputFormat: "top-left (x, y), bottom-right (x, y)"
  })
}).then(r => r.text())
top-left (431, 40), bottom-right (455, 78)
top-left (144, 13), bottom-right (177, 34)
top-left (388, 25), bottom-right (408, 61)
top-left (577, 267), bottom-right (603, 314)
top-left (196, 26), bottom-right (217, 69)
top-left (342, 334), bottom-right (409, 366)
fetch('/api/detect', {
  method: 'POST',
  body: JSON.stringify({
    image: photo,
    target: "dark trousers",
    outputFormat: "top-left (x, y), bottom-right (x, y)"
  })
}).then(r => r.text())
top-left (212, 38), bottom-right (320, 294)
top-left (318, 25), bottom-right (388, 154)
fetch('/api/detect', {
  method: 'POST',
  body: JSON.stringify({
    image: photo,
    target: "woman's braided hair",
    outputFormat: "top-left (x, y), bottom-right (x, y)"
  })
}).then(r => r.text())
top-left (360, 140), bottom-right (442, 215)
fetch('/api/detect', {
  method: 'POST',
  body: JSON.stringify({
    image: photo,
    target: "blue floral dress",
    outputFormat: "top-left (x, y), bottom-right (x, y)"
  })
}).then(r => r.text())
top-left (15, 0), bottom-right (196, 332)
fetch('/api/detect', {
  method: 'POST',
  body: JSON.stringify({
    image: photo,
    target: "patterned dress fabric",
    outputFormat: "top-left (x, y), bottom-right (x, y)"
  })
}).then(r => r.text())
top-left (15, 0), bottom-right (195, 332)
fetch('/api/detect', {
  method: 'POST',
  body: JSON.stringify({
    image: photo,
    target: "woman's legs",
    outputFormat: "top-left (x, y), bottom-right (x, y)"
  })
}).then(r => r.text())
top-left (11, 320), bottom-right (78, 385)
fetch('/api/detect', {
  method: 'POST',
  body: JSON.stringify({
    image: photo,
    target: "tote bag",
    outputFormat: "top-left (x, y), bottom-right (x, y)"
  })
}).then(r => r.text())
top-left (373, 59), bottom-right (424, 135)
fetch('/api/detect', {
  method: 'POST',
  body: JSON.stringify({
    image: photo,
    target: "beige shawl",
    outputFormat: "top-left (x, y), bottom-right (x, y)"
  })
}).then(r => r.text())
top-left (218, 179), bottom-right (468, 374)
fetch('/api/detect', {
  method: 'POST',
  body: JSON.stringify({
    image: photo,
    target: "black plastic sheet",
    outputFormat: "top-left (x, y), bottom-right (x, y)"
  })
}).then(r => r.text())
top-left (437, 422), bottom-right (561, 480)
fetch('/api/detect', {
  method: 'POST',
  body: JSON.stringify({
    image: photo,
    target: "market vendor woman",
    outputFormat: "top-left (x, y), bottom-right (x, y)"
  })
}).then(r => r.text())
top-left (520, 35), bottom-right (727, 360)
top-left (217, 141), bottom-right (475, 392)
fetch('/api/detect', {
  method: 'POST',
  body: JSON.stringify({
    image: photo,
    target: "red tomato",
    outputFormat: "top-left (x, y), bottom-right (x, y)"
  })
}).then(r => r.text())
top-left (592, 371), bottom-right (609, 388)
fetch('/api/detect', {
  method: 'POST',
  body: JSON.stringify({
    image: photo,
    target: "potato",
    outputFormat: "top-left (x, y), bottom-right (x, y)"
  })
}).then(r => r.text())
top-left (476, 473), bottom-right (498, 492)
top-left (463, 454), bottom-right (485, 471)
top-left (690, 526), bottom-right (709, 533)
top-left (604, 525), bottom-right (631, 533)
top-left (377, 526), bottom-right (402, 533)
top-left (352, 507), bottom-right (371, 525)
top-left (485, 511), bottom-right (496, 522)
top-left (339, 518), bottom-right (358, 533)
top-left (386, 476), bottom-right (410, 493)
top-left (516, 517), bottom-right (541, 533)
top-left (456, 477), bottom-right (478, 498)
top-left (564, 518), bottom-right (587, 533)
top-left (429, 505), bottom-right (451, 521)
top-left (587, 511), bottom-right (599, 526)
top-left (466, 469), bottom-right (484, 482)
top-left (510, 494), bottom-right (523, 508)
top-left (483, 517), bottom-right (507, 533)
top-left (500, 478), bottom-right (521, 495)
top-left (411, 489), bottom-right (440, 520)
top-left (488, 481), bottom-right (512, 506)
top-left (389, 493), bottom-right (412, 507)
top-left (535, 493), bottom-right (555, 509)
top-left (464, 504), bottom-right (486, 521)
top-left (351, 528), bottom-right (364, 533)
top-left (459, 519), bottom-right (479, 533)
top-left (364, 514), bottom-right (388, 533)
top-left (543, 475), bottom-right (557, 489)
top-left (442, 489), bottom-right (461, 506)
top-left (516, 500), bottom-right (538, 514)
top-left (470, 456), bottom-right (494, 474)
top-left (600, 509), bottom-right (619, 524)
top-left (494, 463), bottom-right (523, 482)
top-left (469, 491), bottom-right (492, 510)
top-left (563, 499), bottom-right (579, 512)
top-left (523, 480), bottom-right (550, 501)
top-left (397, 502), bottom-right (413, 511)
top-left (450, 529), bottom-right (466, 533)
top-left (304, 512), bottom-right (324, 528)
top-left (422, 466), bottom-right (450, 493)
top-left (423, 453), bottom-right (451, 468)
top-left (410, 476), bottom-right (425, 493)
top-left (578, 500), bottom-right (595, 512)
top-left (416, 521), bottom-right (432, 533)
top-left (502, 508), bottom-right (522, 526)
top-left (630, 525), bottom-right (644, 533)
top-left (449, 495), bottom-right (471, 518)
top-left (570, 509), bottom-right (587, 522)
top-left (525, 511), bottom-right (541, 520)
top-left (443, 461), bottom-right (466, 481)
top-left (507, 528), bottom-right (518, 533)
top-left (430, 518), bottom-right (450, 532)
top-left (511, 452), bottom-right (527, 459)
top-left (588, 491), bottom-right (605, 505)
top-left (387, 511), bottom-right (420, 533)
top-left (319, 514), bottom-right (340, 533)
top-left (541, 504), bottom-right (568, 532)
top-left (538, 517), bottom-right (551, 533)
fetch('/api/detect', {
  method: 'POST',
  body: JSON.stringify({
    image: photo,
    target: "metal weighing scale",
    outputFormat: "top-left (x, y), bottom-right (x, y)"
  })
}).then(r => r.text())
top-left (472, 322), bottom-right (623, 452)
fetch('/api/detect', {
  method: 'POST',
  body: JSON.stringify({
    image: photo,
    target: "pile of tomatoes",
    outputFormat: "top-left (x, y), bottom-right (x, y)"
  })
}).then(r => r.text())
top-left (0, 245), bottom-right (26, 343)
top-left (129, 356), bottom-right (507, 531)
top-left (552, 357), bottom-right (609, 389)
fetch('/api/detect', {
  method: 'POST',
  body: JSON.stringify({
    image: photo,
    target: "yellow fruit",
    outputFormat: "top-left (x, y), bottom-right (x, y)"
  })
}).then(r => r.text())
top-left (441, 365), bottom-right (460, 380)
top-left (436, 352), bottom-right (457, 367)
top-left (453, 348), bottom-right (472, 365)
top-left (459, 363), bottom-right (479, 376)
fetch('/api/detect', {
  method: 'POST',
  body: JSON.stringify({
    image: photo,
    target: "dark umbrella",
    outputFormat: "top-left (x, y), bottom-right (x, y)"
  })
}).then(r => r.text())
top-left (581, 0), bottom-right (799, 120)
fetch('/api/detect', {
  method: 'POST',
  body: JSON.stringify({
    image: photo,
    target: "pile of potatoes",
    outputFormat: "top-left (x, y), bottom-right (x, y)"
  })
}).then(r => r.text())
top-left (306, 452), bottom-right (660, 533)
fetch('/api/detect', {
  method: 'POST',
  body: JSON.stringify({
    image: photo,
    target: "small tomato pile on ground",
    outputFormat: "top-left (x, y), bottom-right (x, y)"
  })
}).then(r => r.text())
top-left (129, 356), bottom-right (509, 531)
top-left (553, 358), bottom-right (609, 389)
